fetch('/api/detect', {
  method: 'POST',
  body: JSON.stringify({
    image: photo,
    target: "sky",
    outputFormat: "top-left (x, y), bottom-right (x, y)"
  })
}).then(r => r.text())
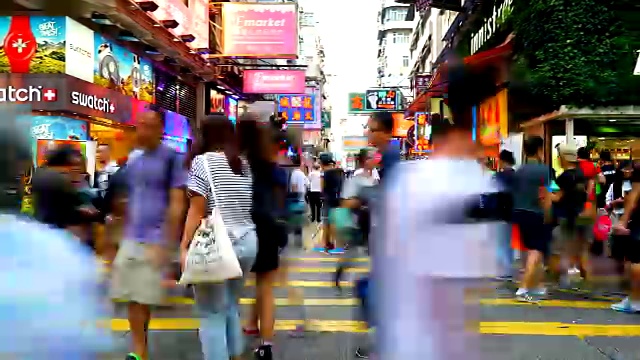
top-left (298, 0), bottom-right (379, 125)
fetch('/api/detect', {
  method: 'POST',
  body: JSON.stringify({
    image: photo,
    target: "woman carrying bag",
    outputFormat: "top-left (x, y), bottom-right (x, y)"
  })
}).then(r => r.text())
top-left (179, 115), bottom-right (257, 360)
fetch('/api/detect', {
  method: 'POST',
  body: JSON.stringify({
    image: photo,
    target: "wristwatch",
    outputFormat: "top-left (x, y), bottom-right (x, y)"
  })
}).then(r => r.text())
top-left (3, 16), bottom-right (37, 73)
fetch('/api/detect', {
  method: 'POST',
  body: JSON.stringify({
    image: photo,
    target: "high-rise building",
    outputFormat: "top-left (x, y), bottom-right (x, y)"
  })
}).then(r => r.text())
top-left (376, 0), bottom-right (416, 90)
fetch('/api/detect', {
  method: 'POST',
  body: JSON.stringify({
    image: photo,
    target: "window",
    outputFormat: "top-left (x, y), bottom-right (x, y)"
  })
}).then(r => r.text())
top-left (400, 33), bottom-right (410, 44)
top-left (392, 32), bottom-right (399, 43)
top-left (402, 56), bottom-right (409, 67)
top-left (385, 8), bottom-right (408, 22)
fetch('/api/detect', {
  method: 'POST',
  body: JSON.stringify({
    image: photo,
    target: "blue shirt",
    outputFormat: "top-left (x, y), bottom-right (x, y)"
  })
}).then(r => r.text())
top-left (126, 144), bottom-right (188, 243)
top-left (0, 214), bottom-right (113, 357)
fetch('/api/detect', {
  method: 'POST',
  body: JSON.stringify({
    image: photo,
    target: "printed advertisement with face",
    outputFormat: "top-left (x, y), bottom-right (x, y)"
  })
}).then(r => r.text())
top-left (94, 33), bottom-right (154, 102)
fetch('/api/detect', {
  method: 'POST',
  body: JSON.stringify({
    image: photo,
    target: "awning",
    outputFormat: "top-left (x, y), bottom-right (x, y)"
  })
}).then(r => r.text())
top-left (405, 34), bottom-right (514, 114)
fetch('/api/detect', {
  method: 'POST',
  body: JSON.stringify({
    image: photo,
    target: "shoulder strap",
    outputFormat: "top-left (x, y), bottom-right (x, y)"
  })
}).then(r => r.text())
top-left (202, 153), bottom-right (219, 208)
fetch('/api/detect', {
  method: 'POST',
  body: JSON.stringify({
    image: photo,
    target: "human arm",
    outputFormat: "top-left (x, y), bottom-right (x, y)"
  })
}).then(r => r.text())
top-left (180, 156), bottom-right (208, 266)
top-left (617, 170), bottom-right (640, 229)
top-left (166, 154), bottom-right (188, 244)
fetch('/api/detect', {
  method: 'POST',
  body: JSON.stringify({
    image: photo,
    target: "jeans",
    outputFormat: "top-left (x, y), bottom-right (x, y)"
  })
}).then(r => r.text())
top-left (193, 226), bottom-right (258, 359)
top-left (496, 222), bottom-right (513, 276)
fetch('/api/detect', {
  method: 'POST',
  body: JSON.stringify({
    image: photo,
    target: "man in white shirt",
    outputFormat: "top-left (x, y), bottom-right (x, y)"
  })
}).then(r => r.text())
top-left (375, 61), bottom-right (502, 359)
top-left (307, 165), bottom-right (323, 223)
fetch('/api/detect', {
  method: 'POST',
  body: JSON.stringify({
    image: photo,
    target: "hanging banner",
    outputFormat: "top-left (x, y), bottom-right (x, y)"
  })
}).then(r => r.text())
top-left (222, 3), bottom-right (298, 58)
top-left (243, 69), bottom-right (306, 94)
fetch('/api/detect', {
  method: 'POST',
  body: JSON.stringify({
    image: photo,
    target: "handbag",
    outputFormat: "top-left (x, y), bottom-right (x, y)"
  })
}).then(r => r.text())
top-left (179, 153), bottom-right (243, 284)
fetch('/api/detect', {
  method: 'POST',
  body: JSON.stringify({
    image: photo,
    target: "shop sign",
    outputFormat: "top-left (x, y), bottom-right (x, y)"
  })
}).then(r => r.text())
top-left (348, 92), bottom-right (372, 114)
top-left (243, 69), bottom-right (306, 94)
top-left (343, 136), bottom-right (369, 151)
top-left (634, 50), bottom-right (640, 75)
top-left (477, 89), bottom-right (508, 146)
top-left (414, 112), bottom-right (432, 152)
top-left (0, 85), bottom-right (57, 102)
top-left (70, 91), bottom-right (115, 113)
top-left (222, 3), bottom-right (298, 58)
top-left (277, 94), bottom-right (315, 125)
top-left (413, 73), bottom-right (432, 95)
top-left (365, 89), bottom-right (399, 111)
top-left (305, 86), bottom-right (322, 130)
top-left (321, 111), bottom-right (331, 129)
top-left (470, 0), bottom-right (513, 54)
top-left (209, 89), bottom-right (225, 113)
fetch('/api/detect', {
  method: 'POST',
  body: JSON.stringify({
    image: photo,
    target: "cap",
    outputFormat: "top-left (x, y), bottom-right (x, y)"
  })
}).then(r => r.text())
top-left (557, 143), bottom-right (578, 162)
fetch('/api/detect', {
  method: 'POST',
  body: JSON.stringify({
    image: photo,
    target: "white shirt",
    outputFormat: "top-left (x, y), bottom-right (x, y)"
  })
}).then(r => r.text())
top-left (96, 160), bottom-right (119, 192)
top-left (289, 168), bottom-right (307, 201)
top-left (308, 170), bottom-right (322, 192)
top-left (376, 158), bottom-right (500, 359)
top-left (354, 167), bottom-right (380, 182)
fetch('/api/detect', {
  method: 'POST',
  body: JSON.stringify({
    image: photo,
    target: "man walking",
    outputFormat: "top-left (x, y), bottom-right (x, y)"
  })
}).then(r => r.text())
top-left (110, 111), bottom-right (187, 360)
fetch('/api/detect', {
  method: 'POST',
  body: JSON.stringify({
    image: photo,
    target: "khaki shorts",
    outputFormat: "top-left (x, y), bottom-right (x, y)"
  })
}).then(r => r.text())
top-left (109, 240), bottom-right (166, 305)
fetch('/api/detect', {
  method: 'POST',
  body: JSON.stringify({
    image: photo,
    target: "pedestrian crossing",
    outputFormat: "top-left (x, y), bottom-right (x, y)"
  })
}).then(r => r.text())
top-left (106, 251), bottom-right (640, 339)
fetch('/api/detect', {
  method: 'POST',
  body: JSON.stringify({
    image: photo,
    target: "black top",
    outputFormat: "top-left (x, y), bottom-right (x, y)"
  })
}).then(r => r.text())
top-left (556, 168), bottom-right (587, 217)
top-left (322, 168), bottom-right (344, 208)
top-left (32, 168), bottom-right (85, 228)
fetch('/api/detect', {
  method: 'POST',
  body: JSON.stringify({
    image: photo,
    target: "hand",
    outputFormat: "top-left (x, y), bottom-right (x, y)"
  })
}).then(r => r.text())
top-left (613, 222), bottom-right (630, 235)
top-left (78, 205), bottom-right (98, 215)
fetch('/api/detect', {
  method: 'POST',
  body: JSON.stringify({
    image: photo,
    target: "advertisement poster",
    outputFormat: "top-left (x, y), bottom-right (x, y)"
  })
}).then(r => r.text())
top-left (222, 3), bottom-right (298, 57)
top-left (243, 69), bottom-right (306, 94)
top-left (477, 89), bottom-right (508, 146)
top-left (0, 16), bottom-right (66, 74)
top-left (30, 115), bottom-right (89, 141)
top-left (277, 94), bottom-right (315, 125)
top-left (226, 97), bottom-right (238, 125)
top-left (94, 33), bottom-right (154, 102)
top-left (209, 89), bottom-right (225, 113)
top-left (163, 110), bottom-right (192, 140)
top-left (36, 139), bottom-right (86, 166)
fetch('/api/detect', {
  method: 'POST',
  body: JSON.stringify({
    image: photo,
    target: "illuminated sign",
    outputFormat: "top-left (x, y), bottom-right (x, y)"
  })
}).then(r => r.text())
top-left (470, 0), bottom-right (513, 54)
top-left (277, 94), bottom-right (315, 124)
top-left (348, 92), bottom-right (371, 114)
top-left (635, 50), bottom-right (640, 75)
top-left (365, 89), bottom-right (399, 111)
top-left (414, 112), bottom-right (432, 152)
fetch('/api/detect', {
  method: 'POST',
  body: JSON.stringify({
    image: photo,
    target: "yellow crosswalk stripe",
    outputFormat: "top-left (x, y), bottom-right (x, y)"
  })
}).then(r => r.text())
top-left (244, 279), bottom-right (355, 287)
top-left (108, 319), bottom-right (640, 336)
top-left (294, 257), bottom-right (369, 263)
top-left (115, 297), bottom-right (360, 306)
top-left (287, 267), bottom-right (368, 273)
top-left (479, 299), bottom-right (615, 309)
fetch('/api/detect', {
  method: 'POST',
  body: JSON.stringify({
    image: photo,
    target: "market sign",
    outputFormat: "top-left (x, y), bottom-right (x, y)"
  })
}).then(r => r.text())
top-left (243, 69), bottom-right (306, 94)
top-left (470, 0), bottom-right (513, 54)
top-left (277, 94), bottom-right (315, 124)
top-left (222, 3), bottom-right (298, 58)
top-left (365, 89), bottom-right (399, 111)
top-left (413, 73), bottom-right (432, 95)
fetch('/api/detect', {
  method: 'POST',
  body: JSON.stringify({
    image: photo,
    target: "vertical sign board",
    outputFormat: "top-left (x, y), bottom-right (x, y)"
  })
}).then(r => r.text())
top-left (365, 89), bottom-right (399, 111)
top-left (414, 112), bottom-right (432, 152)
top-left (277, 94), bottom-right (315, 125)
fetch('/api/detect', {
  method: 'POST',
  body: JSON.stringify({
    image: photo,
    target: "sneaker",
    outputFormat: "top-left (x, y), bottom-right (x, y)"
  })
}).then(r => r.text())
top-left (355, 347), bottom-right (370, 359)
top-left (611, 297), bottom-right (640, 313)
top-left (125, 353), bottom-right (141, 360)
top-left (254, 344), bottom-right (273, 360)
top-left (531, 287), bottom-right (547, 298)
top-left (515, 288), bottom-right (540, 303)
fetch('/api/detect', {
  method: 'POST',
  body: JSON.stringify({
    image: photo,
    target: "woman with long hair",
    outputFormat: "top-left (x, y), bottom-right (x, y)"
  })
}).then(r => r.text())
top-left (180, 114), bottom-right (257, 360)
top-left (237, 116), bottom-right (289, 360)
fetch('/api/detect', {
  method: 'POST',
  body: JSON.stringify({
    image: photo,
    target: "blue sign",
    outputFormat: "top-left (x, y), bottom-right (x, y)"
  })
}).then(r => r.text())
top-left (277, 94), bottom-right (316, 124)
top-left (227, 97), bottom-right (238, 125)
top-left (28, 116), bottom-right (88, 141)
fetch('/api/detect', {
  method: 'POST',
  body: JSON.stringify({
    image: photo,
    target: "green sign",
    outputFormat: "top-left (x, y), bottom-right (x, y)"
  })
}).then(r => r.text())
top-left (321, 111), bottom-right (331, 128)
top-left (348, 92), bottom-right (374, 114)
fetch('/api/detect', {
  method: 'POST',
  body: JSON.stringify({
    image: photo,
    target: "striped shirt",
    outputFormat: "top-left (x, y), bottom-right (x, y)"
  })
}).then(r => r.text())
top-left (187, 152), bottom-right (253, 227)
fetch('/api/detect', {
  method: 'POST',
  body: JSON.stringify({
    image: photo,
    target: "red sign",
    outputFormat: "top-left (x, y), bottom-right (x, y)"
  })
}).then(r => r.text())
top-left (243, 70), bottom-right (306, 94)
top-left (222, 3), bottom-right (298, 58)
top-left (413, 73), bottom-right (432, 95)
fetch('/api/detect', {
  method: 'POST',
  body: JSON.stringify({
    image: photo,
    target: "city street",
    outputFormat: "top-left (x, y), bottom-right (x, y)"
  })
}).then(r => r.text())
top-left (101, 247), bottom-right (640, 360)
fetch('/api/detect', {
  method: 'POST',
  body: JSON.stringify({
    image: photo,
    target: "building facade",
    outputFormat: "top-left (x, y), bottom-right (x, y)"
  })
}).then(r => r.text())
top-left (376, 0), bottom-right (416, 90)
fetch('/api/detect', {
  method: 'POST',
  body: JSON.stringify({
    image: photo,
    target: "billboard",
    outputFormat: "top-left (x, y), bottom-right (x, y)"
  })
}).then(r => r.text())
top-left (94, 33), bottom-right (155, 102)
top-left (277, 94), bottom-right (315, 125)
top-left (243, 69), bottom-right (306, 94)
top-left (222, 3), bottom-right (298, 58)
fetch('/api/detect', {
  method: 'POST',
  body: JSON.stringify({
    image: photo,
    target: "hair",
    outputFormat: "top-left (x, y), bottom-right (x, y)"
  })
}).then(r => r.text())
top-left (577, 147), bottom-right (590, 160)
top-left (599, 150), bottom-right (612, 162)
top-left (357, 148), bottom-right (370, 168)
top-left (370, 112), bottom-right (394, 133)
top-left (499, 149), bottom-right (515, 165)
top-left (190, 114), bottom-right (243, 175)
top-left (433, 60), bottom-right (500, 138)
top-left (523, 136), bottom-right (544, 157)
top-left (291, 153), bottom-right (301, 166)
top-left (45, 145), bottom-right (83, 167)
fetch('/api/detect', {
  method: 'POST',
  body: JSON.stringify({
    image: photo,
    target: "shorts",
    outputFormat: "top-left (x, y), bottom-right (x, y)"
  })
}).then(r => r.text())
top-left (512, 210), bottom-right (551, 254)
top-left (551, 218), bottom-right (592, 256)
top-left (611, 222), bottom-right (640, 264)
top-left (110, 240), bottom-right (166, 305)
top-left (322, 206), bottom-right (336, 225)
top-left (251, 217), bottom-right (286, 274)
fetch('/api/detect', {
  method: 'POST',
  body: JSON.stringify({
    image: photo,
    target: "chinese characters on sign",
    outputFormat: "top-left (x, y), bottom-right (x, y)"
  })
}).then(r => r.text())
top-left (348, 93), bottom-right (368, 114)
top-left (414, 112), bottom-right (432, 152)
top-left (365, 89), bottom-right (398, 111)
top-left (277, 94), bottom-right (315, 124)
top-left (413, 74), bottom-right (432, 96)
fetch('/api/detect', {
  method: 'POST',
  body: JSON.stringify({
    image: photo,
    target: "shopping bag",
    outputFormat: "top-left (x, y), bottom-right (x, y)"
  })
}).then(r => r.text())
top-left (179, 154), bottom-right (243, 284)
top-left (593, 214), bottom-right (612, 242)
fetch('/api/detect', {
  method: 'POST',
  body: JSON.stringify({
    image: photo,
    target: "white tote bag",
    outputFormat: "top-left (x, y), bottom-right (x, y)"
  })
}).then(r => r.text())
top-left (179, 153), bottom-right (243, 284)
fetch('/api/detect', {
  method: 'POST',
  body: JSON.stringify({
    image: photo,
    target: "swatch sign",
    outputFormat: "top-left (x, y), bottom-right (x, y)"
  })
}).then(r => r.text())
top-left (243, 70), bottom-right (306, 94)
